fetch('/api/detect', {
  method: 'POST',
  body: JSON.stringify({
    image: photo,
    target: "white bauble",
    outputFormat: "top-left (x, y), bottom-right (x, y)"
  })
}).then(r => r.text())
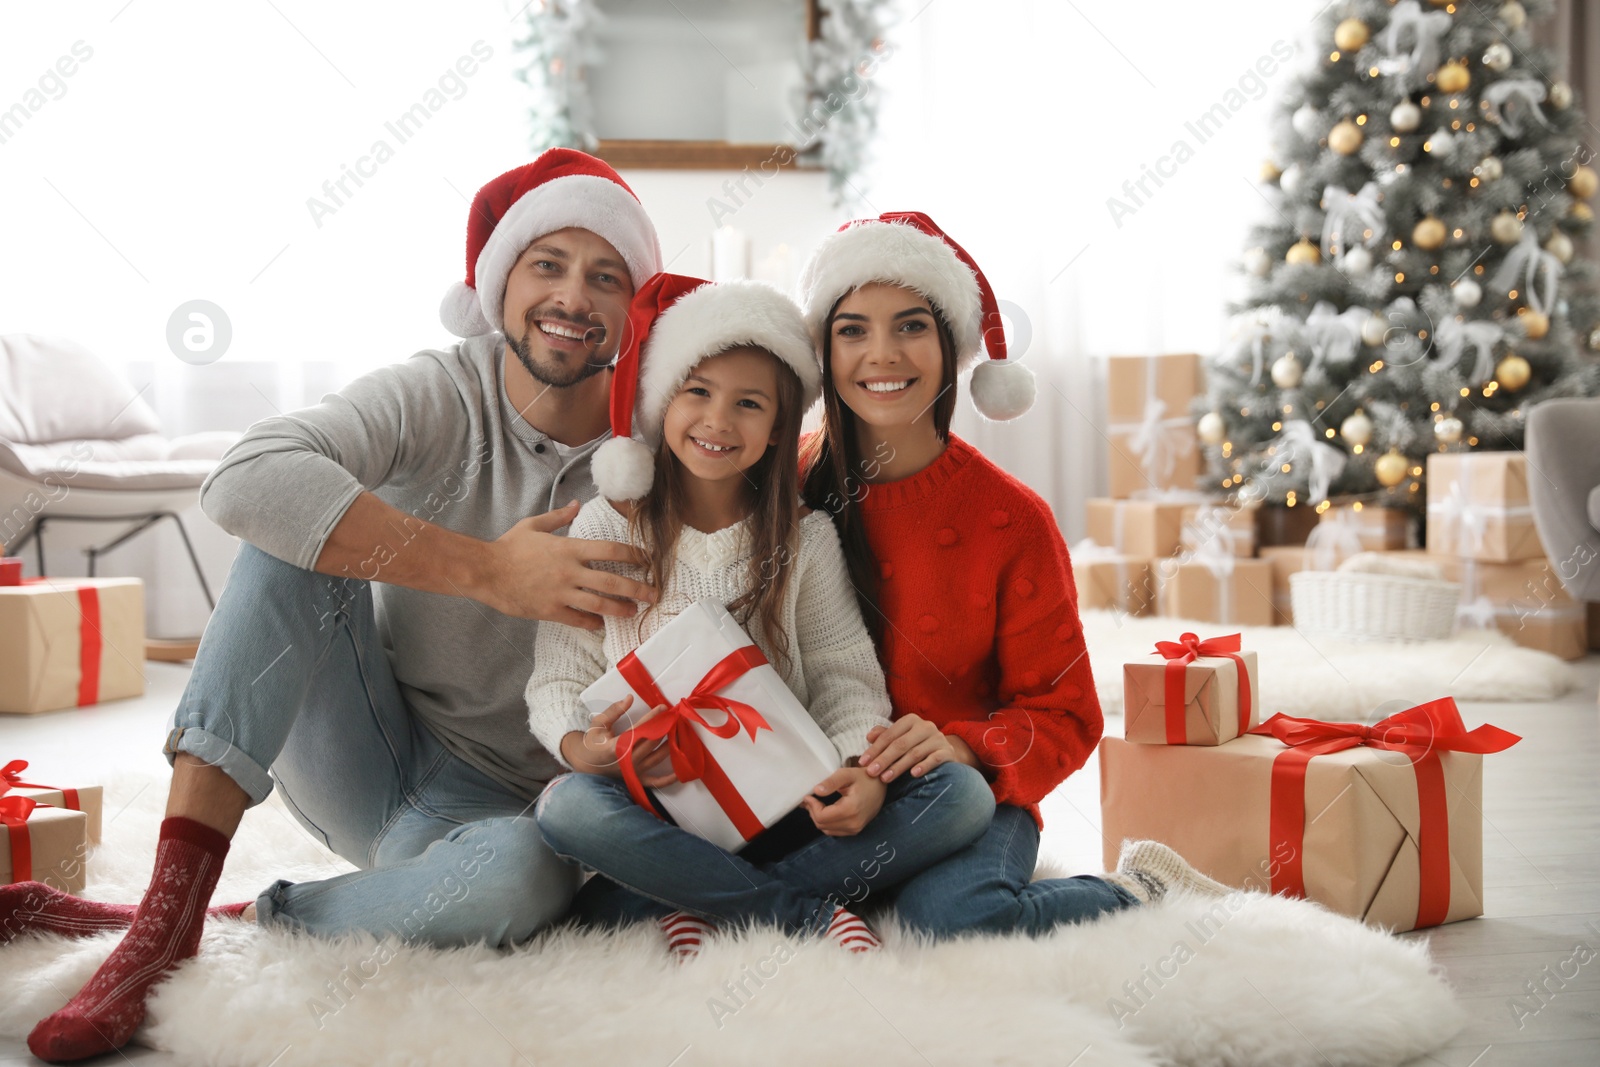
top-left (1425, 128), bottom-right (1455, 155)
top-left (1453, 277), bottom-right (1482, 307)
top-left (1474, 155), bottom-right (1504, 182)
top-left (1361, 313), bottom-right (1389, 347)
top-left (1435, 414), bottom-right (1464, 445)
top-left (1292, 104), bottom-right (1321, 139)
top-left (1340, 409), bottom-right (1374, 446)
top-left (1547, 231), bottom-right (1574, 263)
top-left (1271, 351), bottom-right (1305, 388)
top-left (1339, 245), bottom-right (1374, 275)
top-left (1491, 210), bottom-right (1524, 244)
top-left (1244, 247), bottom-right (1273, 277)
top-left (1549, 81), bottom-right (1573, 109)
top-left (1390, 100), bottom-right (1422, 133)
top-left (1499, 2), bottom-right (1526, 30)
top-left (1280, 163), bottom-right (1305, 195)
top-left (1198, 411), bottom-right (1226, 445)
top-left (1483, 43), bottom-right (1513, 72)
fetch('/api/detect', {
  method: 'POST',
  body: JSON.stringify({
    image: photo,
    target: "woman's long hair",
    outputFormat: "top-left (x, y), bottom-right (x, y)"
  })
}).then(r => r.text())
top-left (799, 291), bottom-right (959, 647)
top-left (629, 347), bottom-right (807, 673)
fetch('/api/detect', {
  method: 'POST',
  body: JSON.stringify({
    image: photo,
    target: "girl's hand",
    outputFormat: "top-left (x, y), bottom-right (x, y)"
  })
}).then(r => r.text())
top-left (801, 767), bottom-right (887, 836)
top-left (559, 695), bottom-right (678, 785)
top-left (860, 715), bottom-right (979, 782)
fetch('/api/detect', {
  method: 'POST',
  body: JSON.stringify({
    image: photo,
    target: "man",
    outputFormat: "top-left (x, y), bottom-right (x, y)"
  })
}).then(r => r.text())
top-left (18, 149), bottom-right (663, 1062)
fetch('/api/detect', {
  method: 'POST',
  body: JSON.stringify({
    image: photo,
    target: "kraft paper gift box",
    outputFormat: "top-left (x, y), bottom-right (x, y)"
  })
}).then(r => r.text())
top-left (1179, 502), bottom-right (1259, 559)
top-left (1085, 498), bottom-right (1188, 560)
top-left (1100, 699), bottom-right (1521, 932)
top-left (1430, 555), bottom-right (1588, 661)
top-left (1105, 354), bottom-right (1202, 499)
top-left (580, 598), bottom-right (841, 854)
top-left (1071, 543), bottom-right (1155, 616)
top-left (1426, 453), bottom-right (1541, 562)
top-left (1155, 558), bottom-right (1275, 627)
top-left (1124, 637), bottom-right (1258, 746)
top-left (1257, 546), bottom-right (1307, 624)
top-left (0, 577), bottom-right (145, 715)
top-left (1, 798), bottom-right (89, 894)
top-left (1318, 503), bottom-right (1409, 551)
top-left (2, 762), bottom-right (103, 844)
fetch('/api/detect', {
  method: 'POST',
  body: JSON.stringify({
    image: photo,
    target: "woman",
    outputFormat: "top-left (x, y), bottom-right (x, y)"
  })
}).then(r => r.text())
top-left (797, 212), bottom-right (1225, 937)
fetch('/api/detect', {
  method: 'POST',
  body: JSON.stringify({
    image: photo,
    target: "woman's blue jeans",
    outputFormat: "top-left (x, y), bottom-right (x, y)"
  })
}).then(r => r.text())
top-left (163, 543), bottom-right (579, 948)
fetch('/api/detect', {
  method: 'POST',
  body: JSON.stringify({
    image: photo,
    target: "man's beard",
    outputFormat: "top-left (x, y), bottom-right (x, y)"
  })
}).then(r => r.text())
top-left (508, 306), bottom-right (611, 388)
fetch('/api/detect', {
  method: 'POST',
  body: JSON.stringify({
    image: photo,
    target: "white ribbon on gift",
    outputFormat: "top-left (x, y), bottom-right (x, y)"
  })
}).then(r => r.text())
top-left (1072, 538), bottom-right (1131, 612)
top-left (1457, 593), bottom-right (1499, 630)
top-left (1481, 79), bottom-right (1554, 138)
top-left (1274, 419), bottom-right (1347, 503)
top-left (1303, 509), bottom-right (1365, 571)
top-left (1303, 301), bottom-right (1368, 377)
top-left (1431, 316), bottom-right (1504, 385)
top-left (1189, 528), bottom-right (1237, 624)
top-left (1379, 0), bottom-right (1452, 80)
top-left (1109, 357), bottom-right (1194, 485)
top-left (1490, 228), bottom-right (1563, 316)
top-left (1431, 480), bottom-right (1490, 554)
top-left (1320, 183), bottom-right (1386, 258)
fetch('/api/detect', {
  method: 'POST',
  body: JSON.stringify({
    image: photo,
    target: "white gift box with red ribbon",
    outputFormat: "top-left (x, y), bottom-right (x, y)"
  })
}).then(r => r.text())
top-left (579, 599), bottom-right (841, 853)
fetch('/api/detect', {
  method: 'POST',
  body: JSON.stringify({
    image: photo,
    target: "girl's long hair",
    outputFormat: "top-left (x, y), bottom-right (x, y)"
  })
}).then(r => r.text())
top-left (799, 292), bottom-right (959, 647)
top-left (629, 347), bottom-right (807, 673)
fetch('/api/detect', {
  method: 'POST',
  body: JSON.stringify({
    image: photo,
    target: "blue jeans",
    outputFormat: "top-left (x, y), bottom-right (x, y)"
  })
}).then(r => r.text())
top-left (883, 804), bottom-right (1139, 937)
top-left (164, 543), bottom-right (578, 948)
top-left (535, 762), bottom-right (995, 936)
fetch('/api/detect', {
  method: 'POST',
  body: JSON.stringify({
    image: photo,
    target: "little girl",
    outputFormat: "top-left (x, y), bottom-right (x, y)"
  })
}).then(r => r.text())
top-left (526, 274), bottom-right (994, 957)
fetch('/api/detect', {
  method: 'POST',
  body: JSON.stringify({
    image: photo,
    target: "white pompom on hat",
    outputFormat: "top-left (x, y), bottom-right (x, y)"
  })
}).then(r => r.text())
top-left (439, 148), bottom-right (663, 337)
top-left (796, 210), bottom-right (1035, 421)
top-left (592, 273), bottom-right (821, 501)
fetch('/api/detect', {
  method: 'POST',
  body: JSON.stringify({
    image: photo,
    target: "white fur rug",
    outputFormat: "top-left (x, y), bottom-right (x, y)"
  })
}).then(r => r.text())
top-left (0, 777), bottom-right (1469, 1066)
top-left (1082, 610), bottom-right (1581, 720)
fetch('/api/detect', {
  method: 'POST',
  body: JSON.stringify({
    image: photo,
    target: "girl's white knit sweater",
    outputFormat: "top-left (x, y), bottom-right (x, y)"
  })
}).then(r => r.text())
top-left (525, 496), bottom-right (892, 767)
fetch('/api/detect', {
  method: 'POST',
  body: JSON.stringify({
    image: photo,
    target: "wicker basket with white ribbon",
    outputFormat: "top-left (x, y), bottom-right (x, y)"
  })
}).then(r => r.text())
top-left (1289, 551), bottom-right (1460, 643)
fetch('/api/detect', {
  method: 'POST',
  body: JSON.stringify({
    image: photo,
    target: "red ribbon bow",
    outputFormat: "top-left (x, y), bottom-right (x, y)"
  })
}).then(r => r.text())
top-left (0, 760), bottom-right (81, 811)
top-left (1249, 698), bottom-right (1521, 929)
top-left (613, 644), bottom-right (774, 843)
top-left (1, 795), bottom-right (39, 882)
top-left (1151, 632), bottom-right (1252, 743)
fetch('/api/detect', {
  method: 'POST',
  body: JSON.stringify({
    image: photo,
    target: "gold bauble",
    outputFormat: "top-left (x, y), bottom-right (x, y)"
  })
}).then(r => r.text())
top-left (1329, 119), bottom-right (1364, 155)
top-left (1334, 18), bottom-right (1370, 52)
top-left (1519, 309), bottom-right (1550, 339)
top-left (1412, 216), bottom-right (1447, 250)
top-left (1435, 415), bottom-right (1464, 445)
top-left (1285, 237), bottom-right (1321, 265)
top-left (1375, 449), bottom-right (1409, 488)
top-left (1261, 159), bottom-right (1283, 182)
top-left (1570, 165), bottom-right (1598, 200)
top-left (1572, 202), bottom-right (1595, 222)
top-left (1490, 210), bottom-right (1524, 244)
top-left (1435, 61), bottom-right (1471, 94)
top-left (1495, 353), bottom-right (1531, 392)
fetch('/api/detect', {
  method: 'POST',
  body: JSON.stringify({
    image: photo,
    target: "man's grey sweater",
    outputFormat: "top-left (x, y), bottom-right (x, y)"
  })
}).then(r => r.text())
top-left (200, 332), bottom-right (606, 799)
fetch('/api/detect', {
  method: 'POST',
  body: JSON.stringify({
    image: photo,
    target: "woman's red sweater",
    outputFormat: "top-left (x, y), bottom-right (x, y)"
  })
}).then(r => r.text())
top-left (849, 435), bottom-right (1103, 829)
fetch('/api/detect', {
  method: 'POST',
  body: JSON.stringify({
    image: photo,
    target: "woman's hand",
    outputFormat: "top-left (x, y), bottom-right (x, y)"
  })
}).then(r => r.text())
top-left (558, 695), bottom-right (679, 787)
top-left (858, 715), bottom-right (981, 782)
top-left (801, 767), bottom-right (887, 836)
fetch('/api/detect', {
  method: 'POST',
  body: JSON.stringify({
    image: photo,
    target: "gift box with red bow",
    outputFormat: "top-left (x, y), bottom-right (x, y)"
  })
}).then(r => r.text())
top-left (2, 795), bottom-right (89, 893)
top-left (579, 599), bottom-right (843, 854)
top-left (1, 761), bottom-right (103, 844)
top-left (1100, 698), bottom-right (1519, 932)
top-left (0, 577), bottom-right (145, 714)
top-left (1124, 633), bottom-right (1258, 746)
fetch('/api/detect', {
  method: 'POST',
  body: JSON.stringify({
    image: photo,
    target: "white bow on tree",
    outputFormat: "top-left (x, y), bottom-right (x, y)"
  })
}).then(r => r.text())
top-left (1320, 183), bottom-right (1386, 258)
top-left (1378, 0), bottom-right (1451, 83)
top-left (1302, 301), bottom-right (1369, 376)
top-left (1274, 419), bottom-right (1347, 503)
top-left (1490, 228), bottom-right (1563, 315)
top-left (1481, 80), bottom-right (1554, 138)
top-left (1230, 312), bottom-right (1282, 386)
top-left (1431, 316), bottom-right (1504, 384)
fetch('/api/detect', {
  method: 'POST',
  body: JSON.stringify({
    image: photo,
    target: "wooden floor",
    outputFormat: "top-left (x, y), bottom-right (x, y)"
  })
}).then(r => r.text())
top-left (2, 658), bottom-right (1597, 1065)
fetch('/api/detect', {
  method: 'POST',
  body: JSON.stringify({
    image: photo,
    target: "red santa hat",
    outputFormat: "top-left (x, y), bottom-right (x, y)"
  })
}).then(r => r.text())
top-left (592, 274), bottom-right (820, 501)
top-left (440, 149), bottom-right (663, 338)
top-left (796, 211), bottom-right (1035, 421)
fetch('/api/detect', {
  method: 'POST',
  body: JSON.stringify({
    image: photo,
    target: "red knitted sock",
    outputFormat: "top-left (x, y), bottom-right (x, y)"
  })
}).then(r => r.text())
top-left (1, 883), bottom-right (252, 944)
top-left (28, 817), bottom-right (231, 1063)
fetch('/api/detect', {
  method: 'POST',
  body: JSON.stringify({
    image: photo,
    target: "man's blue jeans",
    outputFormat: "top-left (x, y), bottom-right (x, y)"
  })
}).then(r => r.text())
top-left (535, 762), bottom-right (996, 936)
top-left (164, 543), bottom-right (578, 948)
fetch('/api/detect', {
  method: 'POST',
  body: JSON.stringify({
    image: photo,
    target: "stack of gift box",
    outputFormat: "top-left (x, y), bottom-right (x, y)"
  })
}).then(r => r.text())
top-left (2, 761), bottom-right (101, 894)
top-left (1100, 631), bottom-right (1521, 932)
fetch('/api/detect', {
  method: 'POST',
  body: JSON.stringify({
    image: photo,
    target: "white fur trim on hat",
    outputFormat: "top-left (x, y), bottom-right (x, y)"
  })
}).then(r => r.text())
top-left (591, 435), bottom-right (657, 501)
top-left (633, 281), bottom-right (820, 447)
top-left (476, 174), bottom-right (664, 335)
top-left (440, 280), bottom-right (493, 337)
top-left (970, 359), bottom-right (1037, 421)
top-left (798, 221), bottom-right (983, 370)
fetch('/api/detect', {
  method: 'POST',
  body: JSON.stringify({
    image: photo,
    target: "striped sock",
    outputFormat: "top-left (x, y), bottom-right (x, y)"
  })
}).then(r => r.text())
top-left (658, 910), bottom-right (716, 961)
top-left (824, 906), bottom-right (880, 953)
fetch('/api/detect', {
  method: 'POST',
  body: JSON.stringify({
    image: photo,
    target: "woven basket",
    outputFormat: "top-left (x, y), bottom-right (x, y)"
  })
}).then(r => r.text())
top-left (1289, 570), bottom-right (1461, 643)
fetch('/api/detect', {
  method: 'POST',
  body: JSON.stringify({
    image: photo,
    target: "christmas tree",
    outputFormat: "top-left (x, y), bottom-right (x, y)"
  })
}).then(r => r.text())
top-left (1202, 0), bottom-right (1600, 513)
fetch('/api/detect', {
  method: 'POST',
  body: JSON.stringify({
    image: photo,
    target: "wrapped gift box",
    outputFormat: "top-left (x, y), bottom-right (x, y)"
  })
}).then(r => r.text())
top-left (580, 598), bottom-right (842, 854)
top-left (0, 578), bottom-right (145, 715)
top-left (1258, 546), bottom-right (1307, 624)
top-left (1124, 642), bottom-right (1258, 746)
top-left (1105, 354), bottom-right (1202, 499)
top-left (1156, 559), bottom-right (1275, 627)
top-left (1180, 502), bottom-right (1259, 559)
top-left (1085, 498), bottom-right (1187, 560)
top-left (1255, 504), bottom-right (1321, 548)
top-left (1429, 555), bottom-right (1588, 661)
top-left (1072, 547), bottom-right (1155, 616)
top-left (1318, 504), bottom-right (1409, 551)
top-left (0, 557), bottom-right (23, 585)
top-left (1, 798), bottom-right (89, 893)
top-left (1100, 701), bottom-right (1520, 932)
top-left (1426, 453), bottom-right (1541, 562)
top-left (2, 763), bottom-right (103, 844)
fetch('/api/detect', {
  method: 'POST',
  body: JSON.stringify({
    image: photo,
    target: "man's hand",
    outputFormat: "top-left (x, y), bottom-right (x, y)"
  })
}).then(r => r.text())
top-left (474, 502), bottom-right (658, 626)
top-left (801, 766), bottom-right (887, 836)
top-left (859, 715), bottom-right (982, 783)
top-left (558, 694), bottom-right (678, 787)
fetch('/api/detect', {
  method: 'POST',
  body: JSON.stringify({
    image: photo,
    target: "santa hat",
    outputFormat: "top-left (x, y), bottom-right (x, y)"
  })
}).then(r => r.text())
top-left (592, 274), bottom-right (820, 501)
top-left (440, 149), bottom-right (663, 338)
top-left (796, 211), bottom-right (1035, 421)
